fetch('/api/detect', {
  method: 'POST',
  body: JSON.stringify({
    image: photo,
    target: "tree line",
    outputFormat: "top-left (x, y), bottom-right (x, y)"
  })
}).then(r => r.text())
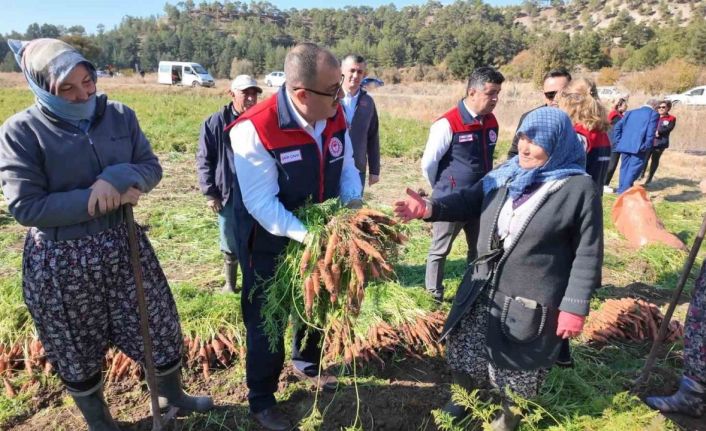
top-left (0, 0), bottom-right (704, 83)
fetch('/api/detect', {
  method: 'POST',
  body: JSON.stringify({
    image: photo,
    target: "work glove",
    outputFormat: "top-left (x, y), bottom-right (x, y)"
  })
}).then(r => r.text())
top-left (556, 311), bottom-right (586, 339)
top-left (393, 188), bottom-right (429, 223)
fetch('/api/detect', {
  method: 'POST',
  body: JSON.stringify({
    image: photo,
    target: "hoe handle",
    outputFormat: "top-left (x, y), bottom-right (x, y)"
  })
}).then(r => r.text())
top-left (635, 211), bottom-right (706, 388)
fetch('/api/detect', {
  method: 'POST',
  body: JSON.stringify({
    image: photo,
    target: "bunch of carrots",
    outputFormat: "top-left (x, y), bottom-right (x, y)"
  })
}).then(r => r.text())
top-left (584, 297), bottom-right (684, 345)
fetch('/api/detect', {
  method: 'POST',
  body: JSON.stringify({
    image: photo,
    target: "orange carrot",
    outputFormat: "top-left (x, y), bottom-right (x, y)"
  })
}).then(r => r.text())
top-left (323, 232), bottom-right (340, 267)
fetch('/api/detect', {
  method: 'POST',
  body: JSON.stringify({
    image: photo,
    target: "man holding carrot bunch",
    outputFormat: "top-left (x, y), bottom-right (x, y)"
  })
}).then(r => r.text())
top-left (228, 43), bottom-right (362, 431)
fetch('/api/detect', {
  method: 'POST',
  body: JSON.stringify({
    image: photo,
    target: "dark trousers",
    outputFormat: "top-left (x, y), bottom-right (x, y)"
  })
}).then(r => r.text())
top-left (604, 151), bottom-right (620, 186)
top-left (239, 247), bottom-right (322, 413)
top-left (425, 219), bottom-right (479, 299)
top-left (617, 152), bottom-right (647, 194)
top-left (641, 147), bottom-right (666, 183)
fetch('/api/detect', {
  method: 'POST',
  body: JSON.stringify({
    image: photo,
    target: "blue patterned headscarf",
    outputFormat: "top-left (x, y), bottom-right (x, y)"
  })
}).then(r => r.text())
top-left (8, 38), bottom-right (97, 123)
top-left (482, 107), bottom-right (587, 199)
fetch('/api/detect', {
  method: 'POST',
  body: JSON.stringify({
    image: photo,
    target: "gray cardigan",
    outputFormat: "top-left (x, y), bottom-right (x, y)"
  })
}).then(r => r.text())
top-left (430, 175), bottom-right (603, 369)
top-left (0, 95), bottom-right (162, 241)
top-left (348, 90), bottom-right (380, 177)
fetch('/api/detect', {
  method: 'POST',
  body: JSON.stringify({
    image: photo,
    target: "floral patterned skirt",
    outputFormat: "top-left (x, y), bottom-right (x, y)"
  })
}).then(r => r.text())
top-left (446, 290), bottom-right (548, 399)
top-left (684, 260), bottom-right (706, 384)
top-left (22, 223), bottom-right (182, 384)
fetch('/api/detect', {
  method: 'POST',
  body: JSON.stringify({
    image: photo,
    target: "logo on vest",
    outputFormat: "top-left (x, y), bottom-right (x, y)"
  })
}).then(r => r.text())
top-left (662, 120), bottom-right (670, 126)
top-left (489, 130), bottom-right (498, 143)
top-left (458, 133), bottom-right (474, 143)
top-left (329, 137), bottom-right (344, 158)
top-left (280, 149), bottom-right (302, 164)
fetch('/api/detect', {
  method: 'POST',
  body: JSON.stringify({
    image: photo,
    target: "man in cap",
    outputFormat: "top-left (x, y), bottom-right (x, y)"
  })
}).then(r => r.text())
top-left (196, 74), bottom-right (262, 293)
top-left (340, 54), bottom-right (380, 189)
top-left (227, 43), bottom-right (362, 430)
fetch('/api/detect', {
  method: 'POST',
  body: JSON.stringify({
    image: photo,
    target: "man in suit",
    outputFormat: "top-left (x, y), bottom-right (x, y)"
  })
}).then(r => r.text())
top-left (340, 54), bottom-right (380, 190)
top-left (613, 100), bottom-right (659, 194)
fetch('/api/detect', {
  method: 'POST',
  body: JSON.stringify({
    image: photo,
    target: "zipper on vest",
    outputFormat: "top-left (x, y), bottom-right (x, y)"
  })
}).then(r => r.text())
top-left (482, 124), bottom-right (489, 172)
top-left (318, 136), bottom-right (327, 202)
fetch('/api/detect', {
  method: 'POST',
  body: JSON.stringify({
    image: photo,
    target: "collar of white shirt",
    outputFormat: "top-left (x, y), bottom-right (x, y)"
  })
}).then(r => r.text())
top-left (285, 89), bottom-right (326, 141)
top-left (462, 100), bottom-right (481, 122)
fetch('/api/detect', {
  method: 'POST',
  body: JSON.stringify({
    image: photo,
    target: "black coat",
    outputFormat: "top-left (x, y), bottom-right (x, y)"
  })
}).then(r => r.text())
top-left (429, 175), bottom-right (603, 370)
top-left (196, 103), bottom-right (238, 204)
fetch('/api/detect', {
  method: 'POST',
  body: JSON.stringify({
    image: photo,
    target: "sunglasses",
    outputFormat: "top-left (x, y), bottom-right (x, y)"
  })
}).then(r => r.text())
top-left (292, 75), bottom-right (344, 103)
top-left (658, 105), bottom-right (668, 109)
top-left (544, 91), bottom-right (558, 100)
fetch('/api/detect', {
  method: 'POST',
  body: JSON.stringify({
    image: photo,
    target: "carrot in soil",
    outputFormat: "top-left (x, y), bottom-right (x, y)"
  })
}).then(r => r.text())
top-left (216, 332), bottom-right (237, 353)
top-left (4, 377), bottom-right (16, 398)
top-left (115, 355), bottom-right (132, 381)
top-left (199, 344), bottom-right (210, 379)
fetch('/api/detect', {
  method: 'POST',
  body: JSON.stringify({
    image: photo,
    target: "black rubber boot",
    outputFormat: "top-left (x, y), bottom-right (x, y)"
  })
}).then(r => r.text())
top-left (442, 371), bottom-right (482, 421)
top-left (221, 252), bottom-right (238, 294)
top-left (490, 400), bottom-right (522, 431)
top-left (153, 363), bottom-right (214, 412)
top-left (645, 375), bottom-right (705, 418)
top-left (68, 383), bottom-right (121, 431)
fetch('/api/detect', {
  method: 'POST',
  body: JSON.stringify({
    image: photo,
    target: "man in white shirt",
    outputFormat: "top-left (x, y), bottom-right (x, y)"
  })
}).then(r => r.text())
top-left (228, 43), bottom-right (361, 431)
top-left (420, 66), bottom-right (504, 303)
top-left (340, 54), bottom-right (380, 189)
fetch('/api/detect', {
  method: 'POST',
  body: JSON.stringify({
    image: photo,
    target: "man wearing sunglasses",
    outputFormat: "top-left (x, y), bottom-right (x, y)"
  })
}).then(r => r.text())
top-left (507, 68), bottom-right (572, 158)
top-left (227, 43), bottom-right (362, 431)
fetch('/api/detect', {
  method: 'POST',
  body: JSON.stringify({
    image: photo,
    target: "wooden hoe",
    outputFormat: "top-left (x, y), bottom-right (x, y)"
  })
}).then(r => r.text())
top-left (124, 205), bottom-right (179, 430)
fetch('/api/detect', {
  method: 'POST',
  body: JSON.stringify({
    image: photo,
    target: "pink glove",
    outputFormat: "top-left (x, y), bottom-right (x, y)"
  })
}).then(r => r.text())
top-left (556, 311), bottom-right (586, 339)
top-left (393, 188), bottom-right (428, 223)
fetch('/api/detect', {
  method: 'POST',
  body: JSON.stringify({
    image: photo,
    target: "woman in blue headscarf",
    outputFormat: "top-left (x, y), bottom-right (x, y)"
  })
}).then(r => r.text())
top-left (0, 39), bottom-right (213, 430)
top-left (395, 107), bottom-right (603, 430)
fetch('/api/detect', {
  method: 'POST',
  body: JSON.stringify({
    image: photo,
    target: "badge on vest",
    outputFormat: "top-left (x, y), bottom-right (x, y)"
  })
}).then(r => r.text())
top-left (458, 133), bottom-right (474, 143)
top-left (280, 149), bottom-right (303, 164)
top-left (329, 137), bottom-right (344, 158)
top-left (489, 130), bottom-right (498, 143)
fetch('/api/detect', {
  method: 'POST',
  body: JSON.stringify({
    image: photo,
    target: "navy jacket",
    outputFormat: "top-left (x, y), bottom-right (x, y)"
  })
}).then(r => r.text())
top-left (196, 103), bottom-right (239, 204)
top-left (613, 106), bottom-right (659, 155)
top-left (348, 90), bottom-right (380, 177)
top-left (654, 114), bottom-right (676, 149)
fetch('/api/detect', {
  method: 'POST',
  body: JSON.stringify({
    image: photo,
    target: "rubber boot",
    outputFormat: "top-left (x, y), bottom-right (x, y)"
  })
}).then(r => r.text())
top-left (221, 252), bottom-right (238, 294)
top-left (490, 400), bottom-right (522, 431)
top-left (645, 375), bottom-right (705, 418)
top-left (442, 371), bottom-right (480, 420)
top-left (68, 383), bottom-right (121, 431)
top-left (152, 362), bottom-right (214, 412)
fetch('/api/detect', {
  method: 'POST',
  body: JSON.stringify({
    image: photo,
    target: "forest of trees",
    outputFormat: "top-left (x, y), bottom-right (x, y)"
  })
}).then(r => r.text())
top-left (0, 0), bottom-right (704, 83)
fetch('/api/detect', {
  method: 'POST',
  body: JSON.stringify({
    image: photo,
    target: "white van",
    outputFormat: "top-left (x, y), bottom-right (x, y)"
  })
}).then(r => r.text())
top-left (158, 61), bottom-right (215, 87)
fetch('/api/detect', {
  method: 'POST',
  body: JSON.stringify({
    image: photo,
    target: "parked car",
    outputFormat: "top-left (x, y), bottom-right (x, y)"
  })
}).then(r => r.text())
top-left (596, 86), bottom-right (627, 100)
top-left (665, 85), bottom-right (706, 106)
top-left (361, 77), bottom-right (384, 89)
top-left (265, 71), bottom-right (286, 87)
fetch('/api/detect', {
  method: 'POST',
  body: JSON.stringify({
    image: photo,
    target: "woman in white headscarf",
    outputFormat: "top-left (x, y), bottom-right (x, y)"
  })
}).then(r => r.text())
top-left (0, 39), bottom-right (213, 430)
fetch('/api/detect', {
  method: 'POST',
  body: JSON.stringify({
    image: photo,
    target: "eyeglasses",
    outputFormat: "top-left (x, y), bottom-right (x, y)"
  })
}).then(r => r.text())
top-left (658, 105), bottom-right (668, 109)
top-left (292, 75), bottom-right (344, 103)
top-left (544, 91), bottom-right (558, 100)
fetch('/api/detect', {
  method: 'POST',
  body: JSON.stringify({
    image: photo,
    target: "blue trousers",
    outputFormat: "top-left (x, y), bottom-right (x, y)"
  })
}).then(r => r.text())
top-left (218, 194), bottom-right (238, 256)
top-left (617, 152), bottom-right (646, 194)
top-left (238, 244), bottom-right (322, 413)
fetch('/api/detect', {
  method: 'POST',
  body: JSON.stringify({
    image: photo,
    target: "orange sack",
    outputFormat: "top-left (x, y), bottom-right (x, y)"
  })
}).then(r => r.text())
top-left (611, 185), bottom-right (686, 250)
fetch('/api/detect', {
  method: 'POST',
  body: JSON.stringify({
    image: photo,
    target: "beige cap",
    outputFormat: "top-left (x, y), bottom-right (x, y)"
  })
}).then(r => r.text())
top-left (231, 75), bottom-right (262, 93)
